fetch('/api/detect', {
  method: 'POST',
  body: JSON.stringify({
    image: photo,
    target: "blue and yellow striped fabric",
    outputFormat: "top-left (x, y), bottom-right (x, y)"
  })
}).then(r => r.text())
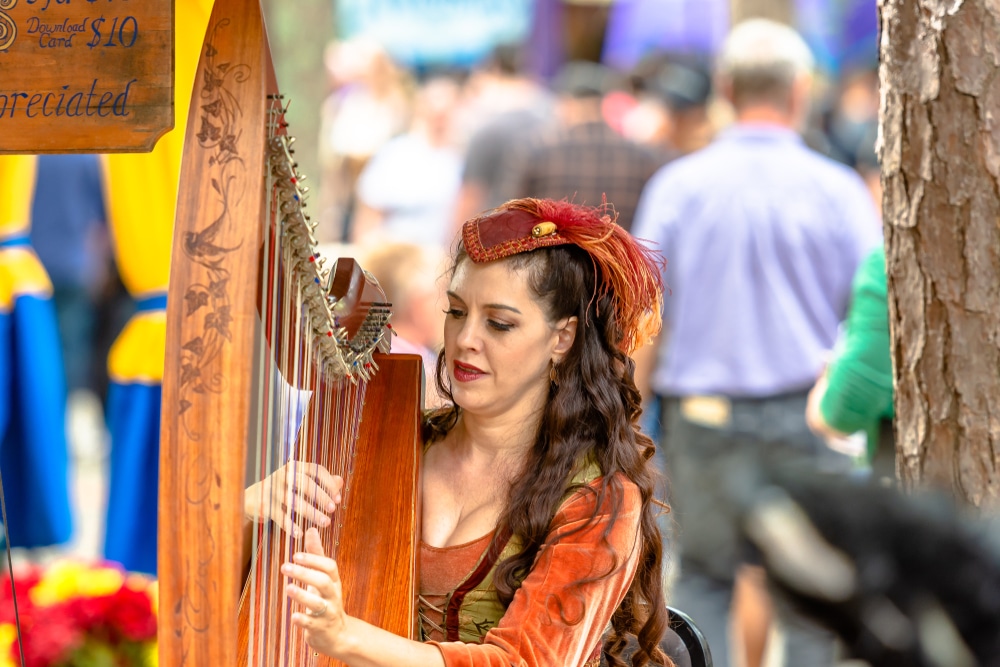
top-left (0, 154), bottom-right (72, 549)
top-left (101, 0), bottom-right (215, 574)
top-left (0, 155), bottom-right (50, 311)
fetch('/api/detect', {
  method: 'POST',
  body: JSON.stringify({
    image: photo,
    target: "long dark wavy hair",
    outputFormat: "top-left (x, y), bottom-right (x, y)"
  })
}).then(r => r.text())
top-left (424, 236), bottom-right (670, 667)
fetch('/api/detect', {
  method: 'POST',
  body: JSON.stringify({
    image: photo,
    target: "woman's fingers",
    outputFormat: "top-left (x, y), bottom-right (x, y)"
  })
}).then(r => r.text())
top-left (284, 466), bottom-right (343, 511)
top-left (281, 515), bottom-right (303, 539)
top-left (282, 562), bottom-right (337, 599)
top-left (283, 543), bottom-right (347, 657)
top-left (285, 582), bottom-right (327, 610)
top-left (246, 462), bottom-right (344, 535)
top-left (315, 468), bottom-right (344, 505)
top-left (244, 481), bottom-right (269, 522)
top-left (294, 547), bottom-right (343, 601)
top-left (288, 463), bottom-right (343, 499)
top-left (283, 564), bottom-right (329, 593)
top-left (289, 470), bottom-right (337, 511)
top-left (304, 526), bottom-right (325, 556)
top-left (284, 494), bottom-right (333, 530)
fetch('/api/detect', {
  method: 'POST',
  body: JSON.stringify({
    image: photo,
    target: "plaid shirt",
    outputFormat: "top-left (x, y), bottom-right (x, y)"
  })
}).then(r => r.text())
top-left (500, 121), bottom-right (666, 231)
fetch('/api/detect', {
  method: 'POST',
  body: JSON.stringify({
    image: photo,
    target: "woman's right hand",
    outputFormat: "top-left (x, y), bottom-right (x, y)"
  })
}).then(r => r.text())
top-left (244, 462), bottom-right (344, 537)
top-left (283, 528), bottom-right (352, 658)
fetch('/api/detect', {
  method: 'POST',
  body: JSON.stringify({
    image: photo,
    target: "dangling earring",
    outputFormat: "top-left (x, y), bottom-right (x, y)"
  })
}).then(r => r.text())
top-left (549, 361), bottom-right (560, 388)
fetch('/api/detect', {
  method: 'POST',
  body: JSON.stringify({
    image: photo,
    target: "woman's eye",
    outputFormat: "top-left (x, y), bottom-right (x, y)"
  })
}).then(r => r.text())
top-left (445, 308), bottom-right (466, 319)
top-left (488, 320), bottom-right (514, 332)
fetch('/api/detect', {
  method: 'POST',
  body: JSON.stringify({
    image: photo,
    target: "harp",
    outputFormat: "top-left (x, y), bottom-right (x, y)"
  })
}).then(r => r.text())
top-left (157, 0), bottom-right (422, 665)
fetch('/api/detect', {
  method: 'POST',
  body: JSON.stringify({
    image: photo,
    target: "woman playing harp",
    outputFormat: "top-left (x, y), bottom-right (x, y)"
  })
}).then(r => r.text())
top-left (267, 197), bottom-right (671, 667)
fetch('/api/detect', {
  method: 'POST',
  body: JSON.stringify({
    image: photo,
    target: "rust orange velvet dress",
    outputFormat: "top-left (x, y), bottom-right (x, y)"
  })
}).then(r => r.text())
top-left (421, 473), bottom-right (642, 667)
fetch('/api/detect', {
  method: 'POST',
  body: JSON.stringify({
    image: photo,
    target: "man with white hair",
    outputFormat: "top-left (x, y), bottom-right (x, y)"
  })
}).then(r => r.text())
top-left (633, 19), bottom-right (882, 666)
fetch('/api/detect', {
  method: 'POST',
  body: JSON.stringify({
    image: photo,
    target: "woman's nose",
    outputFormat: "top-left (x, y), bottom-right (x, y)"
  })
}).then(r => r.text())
top-left (455, 319), bottom-right (481, 350)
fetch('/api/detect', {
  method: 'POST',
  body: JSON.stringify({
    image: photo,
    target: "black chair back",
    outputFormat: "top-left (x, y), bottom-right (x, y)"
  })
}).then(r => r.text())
top-left (599, 606), bottom-right (712, 667)
top-left (667, 606), bottom-right (713, 667)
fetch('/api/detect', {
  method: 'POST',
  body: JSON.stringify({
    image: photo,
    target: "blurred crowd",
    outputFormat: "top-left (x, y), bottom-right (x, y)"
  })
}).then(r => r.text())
top-left (312, 34), bottom-right (880, 386)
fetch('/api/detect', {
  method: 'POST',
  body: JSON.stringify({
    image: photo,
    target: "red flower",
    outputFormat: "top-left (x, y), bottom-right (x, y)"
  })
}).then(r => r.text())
top-left (105, 584), bottom-right (156, 642)
top-left (0, 568), bottom-right (42, 623)
top-left (12, 609), bottom-right (84, 667)
top-left (65, 594), bottom-right (114, 635)
top-left (0, 564), bottom-right (158, 666)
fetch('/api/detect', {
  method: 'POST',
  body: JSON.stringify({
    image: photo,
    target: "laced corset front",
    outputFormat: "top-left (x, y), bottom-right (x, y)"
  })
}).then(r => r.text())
top-left (418, 531), bottom-right (495, 641)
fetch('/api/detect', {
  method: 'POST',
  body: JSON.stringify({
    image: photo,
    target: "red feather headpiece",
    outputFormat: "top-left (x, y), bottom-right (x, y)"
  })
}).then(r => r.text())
top-left (461, 198), bottom-right (664, 355)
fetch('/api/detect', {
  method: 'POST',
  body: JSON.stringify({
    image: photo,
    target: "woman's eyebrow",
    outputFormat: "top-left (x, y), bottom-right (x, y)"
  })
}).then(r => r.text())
top-left (485, 303), bottom-right (522, 314)
top-left (445, 291), bottom-right (521, 314)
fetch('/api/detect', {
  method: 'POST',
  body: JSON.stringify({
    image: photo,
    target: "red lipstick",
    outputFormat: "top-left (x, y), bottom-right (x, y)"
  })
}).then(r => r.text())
top-left (453, 361), bottom-right (486, 382)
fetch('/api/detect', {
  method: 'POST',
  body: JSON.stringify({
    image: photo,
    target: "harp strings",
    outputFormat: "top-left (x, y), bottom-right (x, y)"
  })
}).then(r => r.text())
top-left (246, 125), bottom-right (284, 665)
top-left (244, 96), bottom-right (372, 666)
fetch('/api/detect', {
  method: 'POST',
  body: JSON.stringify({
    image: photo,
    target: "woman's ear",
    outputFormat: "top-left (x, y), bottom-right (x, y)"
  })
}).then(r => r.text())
top-left (552, 316), bottom-right (578, 363)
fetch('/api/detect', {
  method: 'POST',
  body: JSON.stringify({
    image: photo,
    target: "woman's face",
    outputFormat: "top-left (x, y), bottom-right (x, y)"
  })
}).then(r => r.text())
top-left (443, 258), bottom-right (576, 422)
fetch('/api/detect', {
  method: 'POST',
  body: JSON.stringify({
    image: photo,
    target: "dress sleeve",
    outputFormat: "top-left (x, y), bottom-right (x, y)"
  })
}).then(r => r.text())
top-left (428, 476), bottom-right (643, 667)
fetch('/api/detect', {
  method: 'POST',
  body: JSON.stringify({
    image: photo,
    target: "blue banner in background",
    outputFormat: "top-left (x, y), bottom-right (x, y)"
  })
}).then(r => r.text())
top-left (337, 0), bottom-right (533, 67)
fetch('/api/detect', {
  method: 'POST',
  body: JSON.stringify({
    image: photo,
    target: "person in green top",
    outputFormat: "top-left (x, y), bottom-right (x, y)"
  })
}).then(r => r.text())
top-left (806, 246), bottom-right (895, 481)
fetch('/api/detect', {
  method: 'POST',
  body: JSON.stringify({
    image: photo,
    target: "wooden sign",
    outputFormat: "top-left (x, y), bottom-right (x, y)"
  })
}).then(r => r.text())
top-left (0, 0), bottom-right (173, 153)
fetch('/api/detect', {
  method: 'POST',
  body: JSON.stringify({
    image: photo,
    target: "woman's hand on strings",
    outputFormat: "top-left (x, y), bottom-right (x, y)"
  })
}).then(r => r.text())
top-left (283, 527), bottom-right (349, 657)
top-left (244, 462), bottom-right (343, 537)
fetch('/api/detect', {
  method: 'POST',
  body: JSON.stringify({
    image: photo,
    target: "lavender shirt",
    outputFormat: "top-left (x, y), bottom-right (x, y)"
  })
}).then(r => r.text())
top-left (633, 125), bottom-right (881, 397)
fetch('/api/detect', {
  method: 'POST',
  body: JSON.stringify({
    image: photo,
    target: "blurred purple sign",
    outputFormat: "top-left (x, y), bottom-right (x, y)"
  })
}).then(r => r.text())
top-left (603, 0), bottom-right (877, 73)
top-left (602, 0), bottom-right (730, 70)
top-left (337, 0), bottom-right (533, 66)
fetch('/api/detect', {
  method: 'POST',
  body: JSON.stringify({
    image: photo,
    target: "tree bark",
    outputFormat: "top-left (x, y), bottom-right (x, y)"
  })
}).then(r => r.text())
top-left (730, 0), bottom-right (794, 25)
top-left (879, 0), bottom-right (1000, 506)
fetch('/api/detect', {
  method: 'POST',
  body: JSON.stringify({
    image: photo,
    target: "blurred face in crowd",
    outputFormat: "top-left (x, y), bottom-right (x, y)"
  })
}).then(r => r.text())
top-left (443, 258), bottom-right (575, 422)
top-left (409, 270), bottom-right (446, 350)
top-left (414, 78), bottom-right (460, 146)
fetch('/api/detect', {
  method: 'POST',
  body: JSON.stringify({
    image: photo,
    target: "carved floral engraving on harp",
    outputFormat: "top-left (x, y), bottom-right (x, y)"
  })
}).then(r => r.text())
top-left (177, 17), bottom-right (247, 442)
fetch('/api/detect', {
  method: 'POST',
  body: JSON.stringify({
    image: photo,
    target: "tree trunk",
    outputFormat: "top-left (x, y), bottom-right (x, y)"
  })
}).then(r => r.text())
top-left (879, 0), bottom-right (1000, 506)
top-left (730, 0), bottom-right (794, 25)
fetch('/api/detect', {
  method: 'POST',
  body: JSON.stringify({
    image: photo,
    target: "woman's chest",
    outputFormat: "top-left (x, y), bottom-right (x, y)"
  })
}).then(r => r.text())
top-left (421, 466), bottom-right (505, 548)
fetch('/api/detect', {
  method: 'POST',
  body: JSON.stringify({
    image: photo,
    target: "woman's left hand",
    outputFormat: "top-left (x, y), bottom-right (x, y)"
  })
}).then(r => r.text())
top-left (283, 527), bottom-right (350, 658)
top-left (245, 462), bottom-right (343, 538)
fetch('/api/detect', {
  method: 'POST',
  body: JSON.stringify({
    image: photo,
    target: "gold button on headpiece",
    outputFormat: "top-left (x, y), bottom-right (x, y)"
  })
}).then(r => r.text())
top-left (531, 221), bottom-right (557, 237)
